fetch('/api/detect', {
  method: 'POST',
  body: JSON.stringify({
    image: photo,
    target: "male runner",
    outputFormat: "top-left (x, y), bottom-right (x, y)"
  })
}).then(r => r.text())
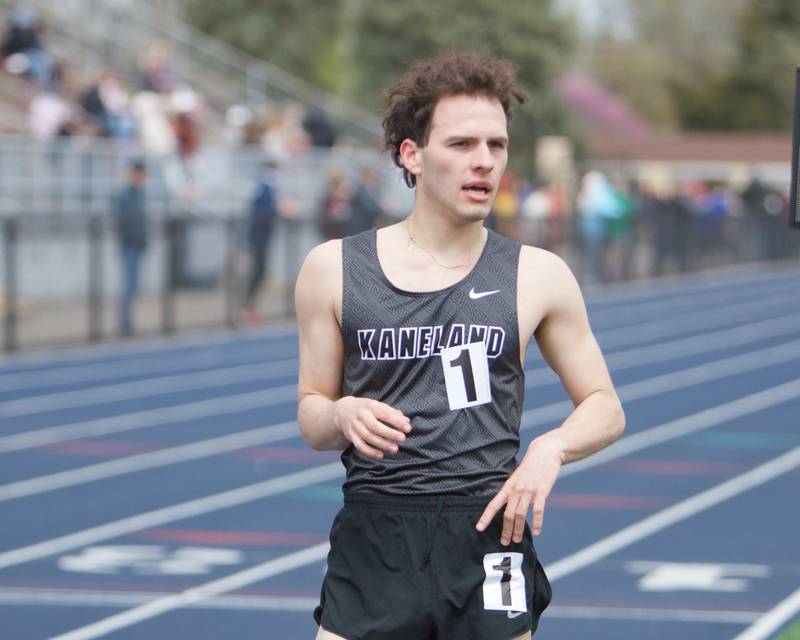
top-left (295, 50), bottom-right (625, 639)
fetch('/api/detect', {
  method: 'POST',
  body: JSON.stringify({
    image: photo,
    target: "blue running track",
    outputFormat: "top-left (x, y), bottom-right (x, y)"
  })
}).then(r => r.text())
top-left (1, 264), bottom-right (799, 640)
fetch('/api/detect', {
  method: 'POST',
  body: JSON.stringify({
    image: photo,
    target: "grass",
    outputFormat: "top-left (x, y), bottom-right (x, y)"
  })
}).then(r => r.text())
top-left (778, 618), bottom-right (800, 640)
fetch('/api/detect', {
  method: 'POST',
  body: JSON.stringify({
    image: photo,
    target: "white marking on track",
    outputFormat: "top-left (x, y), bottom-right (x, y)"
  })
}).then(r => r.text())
top-left (2, 310), bottom-right (797, 455)
top-left (545, 446), bottom-right (800, 582)
top-left (0, 388), bottom-right (292, 454)
top-left (544, 605), bottom-right (762, 624)
top-left (0, 464), bottom-right (342, 570)
top-left (46, 543), bottom-right (331, 640)
top-left (0, 587), bottom-right (767, 622)
top-left (47, 446), bottom-right (800, 639)
top-left (0, 587), bottom-right (319, 611)
top-left (0, 359), bottom-right (298, 417)
top-left (2, 377), bottom-right (799, 571)
top-left (0, 421), bottom-right (300, 502)
top-left (731, 587), bottom-right (800, 640)
top-left (2, 340), bottom-right (798, 502)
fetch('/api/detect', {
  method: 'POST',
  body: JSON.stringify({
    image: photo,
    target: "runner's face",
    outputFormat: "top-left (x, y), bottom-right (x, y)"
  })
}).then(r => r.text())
top-left (410, 94), bottom-right (509, 223)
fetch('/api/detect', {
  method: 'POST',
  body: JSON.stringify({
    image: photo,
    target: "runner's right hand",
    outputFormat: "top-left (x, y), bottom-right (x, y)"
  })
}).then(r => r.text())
top-left (333, 397), bottom-right (412, 460)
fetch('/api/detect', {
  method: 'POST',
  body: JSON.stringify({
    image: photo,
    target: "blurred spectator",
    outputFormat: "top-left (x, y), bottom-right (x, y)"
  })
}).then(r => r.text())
top-left (302, 107), bottom-right (336, 148)
top-left (241, 161), bottom-right (284, 322)
top-left (741, 171), bottom-right (784, 261)
top-left (131, 91), bottom-right (176, 157)
top-left (170, 86), bottom-right (203, 166)
top-left (493, 173), bottom-right (519, 238)
top-left (700, 183), bottom-right (734, 264)
top-left (577, 171), bottom-right (620, 283)
top-left (80, 69), bottom-right (136, 140)
top-left (349, 167), bottom-right (383, 234)
top-left (262, 104), bottom-right (309, 160)
top-left (519, 182), bottom-right (553, 247)
top-left (319, 168), bottom-right (353, 240)
top-left (223, 104), bottom-right (253, 146)
top-left (520, 182), bottom-right (569, 251)
top-left (1, 4), bottom-right (54, 89)
top-left (670, 182), bottom-right (701, 273)
top-left (604, 178), bottom-right (634, 281)
top-left (138, 41), bottom-right (174, 94)
top-left (28, 64), bottom-right (77, 140)
top-left (638, 181), bottom-right (676, 278)
top-left (113, 160), bottom-right (148, 336)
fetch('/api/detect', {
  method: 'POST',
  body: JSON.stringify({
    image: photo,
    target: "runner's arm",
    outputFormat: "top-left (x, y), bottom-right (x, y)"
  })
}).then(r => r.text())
top-left (295, 241), bottom-right (411, 458)
top-left (477, 252), bottom-right (624, 542)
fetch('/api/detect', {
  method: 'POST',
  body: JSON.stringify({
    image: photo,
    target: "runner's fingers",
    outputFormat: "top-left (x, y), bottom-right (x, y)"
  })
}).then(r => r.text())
top-left (476, 493), bottom-right (506, 532)
top-left (360, 416), bottom-right (406, 453)
top-left (349, 433), bottom-right (384, 460)
top-left (531, 497), bottom-right (546, 536)
top-left (512, 498), bottom-right (530, 543)
top-left (502, 497), bottom-right (520, 545)
top-left (371, 401), bottom-right (412, 432)
top-left (365, 416), bottom-right (407, 444)
top-left (357, 421), bottom-right (400, 454)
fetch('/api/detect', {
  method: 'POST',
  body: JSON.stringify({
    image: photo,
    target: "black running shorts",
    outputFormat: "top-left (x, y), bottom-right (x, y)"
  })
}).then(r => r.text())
top-left (314, 494), bottom-right (551, 639)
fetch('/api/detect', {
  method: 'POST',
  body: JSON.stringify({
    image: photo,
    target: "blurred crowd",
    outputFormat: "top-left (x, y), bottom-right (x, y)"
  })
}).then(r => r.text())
top-left (2, 5), bottom-right (796, 336)
top-left (223, 102), bottom-right (338, 160)
top-left (1, 6), bottom-right (204, 161)
top-left (1, 4), bottom-right (341, 167)
top-left (493, 169), bottom-right (793, 284)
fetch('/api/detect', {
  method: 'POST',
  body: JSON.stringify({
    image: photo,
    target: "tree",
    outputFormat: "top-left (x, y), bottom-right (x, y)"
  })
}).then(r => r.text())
top-left (180, 0), bottom-right (577, 171)
top-left (352, 0), bottom-right (577, 170)
top-left (181, 0), bottom-right (343, 91)
top-left (581, 0), bottom-right (747, 130)
top-left (706, 0), bottom-right (800, 130)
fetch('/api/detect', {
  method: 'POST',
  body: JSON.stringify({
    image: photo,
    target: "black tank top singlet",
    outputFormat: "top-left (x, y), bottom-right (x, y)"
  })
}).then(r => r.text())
top-left (340, 227), bottom-right (524, 496)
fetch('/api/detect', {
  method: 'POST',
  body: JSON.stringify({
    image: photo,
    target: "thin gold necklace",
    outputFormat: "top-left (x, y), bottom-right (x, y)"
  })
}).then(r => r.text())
top-left (406, 218), bottom-right (484, 270)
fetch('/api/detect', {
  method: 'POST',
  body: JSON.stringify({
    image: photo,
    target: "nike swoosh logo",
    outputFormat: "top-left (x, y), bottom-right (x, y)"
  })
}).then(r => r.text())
top-left (469, 288), bottom-right (501, 300)
top-left (507, 610), bottom-right (525, 619)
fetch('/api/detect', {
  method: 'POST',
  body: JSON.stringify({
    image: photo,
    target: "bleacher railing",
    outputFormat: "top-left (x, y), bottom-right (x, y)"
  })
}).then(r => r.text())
top-left (0, 0), bottom-right (382, 145)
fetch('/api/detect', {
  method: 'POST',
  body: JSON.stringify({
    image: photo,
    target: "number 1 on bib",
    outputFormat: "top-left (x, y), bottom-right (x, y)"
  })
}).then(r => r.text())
top-left (440, 341), bottom-right (492, 410)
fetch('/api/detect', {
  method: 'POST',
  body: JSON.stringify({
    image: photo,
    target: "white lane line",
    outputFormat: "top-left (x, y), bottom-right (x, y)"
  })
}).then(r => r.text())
top-left (46, 543), bottom-right (331, 640)
top-left (2, 376), bottom-right (799, 571)
top-left (0, 588), bottom-right (764, 623)
top-left (0, 464), bottom-right (342, 570)
top-left (560, 378), bottom-right (800, 478)
top-left (603, 315), bottom-right (799, 370)
top-left (597, 294), bottom-right (794, 350)
top-left (3, 277), bottom-right (796, 396)
top-left (0, 347), bottom-right (293, 394)
top-left (544, 605), bottom-right (762, 624)
top-left (0, 358), bottom-right (298, 418)
top-left (0, 587), bottom-right (320, 612)
top-left (731, 587), bottom-right (800, 640)
top-left (582, 265), bottom-right (799, 308)
top-left (3, 307), bottom-right (795, 418)
top-left (47, 447), bottom-right (800, 640)
top-left (546, 446), bottom-right (800, 582)
top-left (4, 302), bottom-right (798, 455)
top-left (4, 337), bottom-right (799, 502)
top-left (605, 340), bottom-right (800, 403)
top-left (524, 317), bottom-right (800, 388)
top-left (0, 387), bottom-right (295, 454)
top-left (586, 279), bottom-right (798, 325)
top-left (1, 264), bottom-right (796, 377)
top-left (0, 322), bottom-right (298, 372)
top-left (0, 421), bottom-right (300, 502)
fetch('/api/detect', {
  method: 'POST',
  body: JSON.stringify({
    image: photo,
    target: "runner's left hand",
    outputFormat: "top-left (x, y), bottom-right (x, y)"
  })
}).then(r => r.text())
top-left (475, 437), bottom-right (564, 545)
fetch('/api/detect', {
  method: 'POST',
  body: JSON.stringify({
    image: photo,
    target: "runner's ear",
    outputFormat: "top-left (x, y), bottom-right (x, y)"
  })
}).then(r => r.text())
top-left (399, 138), bottom-right (422, 179)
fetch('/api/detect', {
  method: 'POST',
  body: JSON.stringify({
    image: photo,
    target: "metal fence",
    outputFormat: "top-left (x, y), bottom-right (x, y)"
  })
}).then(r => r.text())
top-left (0, 212), bottom-right (315, 351)
top-left (3, 205), bottom-right (798, 352)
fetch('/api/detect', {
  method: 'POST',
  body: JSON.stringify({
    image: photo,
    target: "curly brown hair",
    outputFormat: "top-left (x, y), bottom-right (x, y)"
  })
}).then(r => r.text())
top-left (383, 50), bottom-right (526, 188)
